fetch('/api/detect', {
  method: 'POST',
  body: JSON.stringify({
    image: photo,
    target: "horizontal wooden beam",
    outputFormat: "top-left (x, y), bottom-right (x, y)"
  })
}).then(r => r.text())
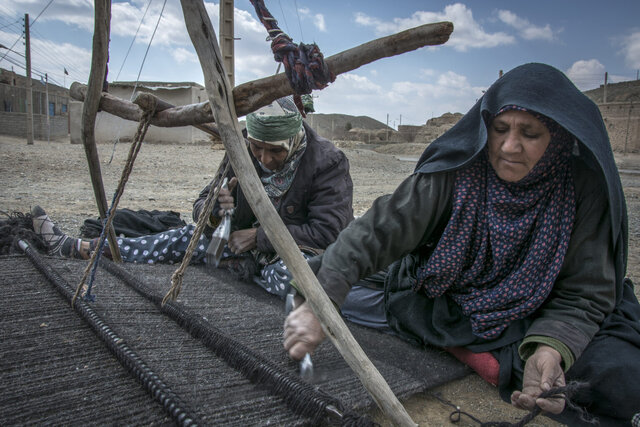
top-left (70, 21), bottom-right (453, 128)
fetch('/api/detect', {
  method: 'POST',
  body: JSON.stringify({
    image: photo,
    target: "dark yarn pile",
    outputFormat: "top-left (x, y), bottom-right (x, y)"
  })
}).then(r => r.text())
top-left (0, 211), bottom-right (47, 255)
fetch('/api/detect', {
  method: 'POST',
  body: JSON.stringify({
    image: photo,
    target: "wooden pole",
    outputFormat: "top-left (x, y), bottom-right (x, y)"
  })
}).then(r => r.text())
top-left (179, 1), bottom-right (417, 426)
top-left (69, 85), bottom-right (221, 139)
top-left (219, 0), bottom-right (234, 87)
top-left (24, 13), bottom-right (33, 145)
top-left (80, 0), bottom-right (122, 262)
top-left (232, 21), bottom-right (453, 118)
top-left (69, 20), bottom-right (453, 126)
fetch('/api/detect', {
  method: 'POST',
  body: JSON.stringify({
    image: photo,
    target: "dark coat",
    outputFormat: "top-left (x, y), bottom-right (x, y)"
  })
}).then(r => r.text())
top-left (193, 122), bottom-right (353, 255)
top-left (313, 63), bottom-right (640, 424)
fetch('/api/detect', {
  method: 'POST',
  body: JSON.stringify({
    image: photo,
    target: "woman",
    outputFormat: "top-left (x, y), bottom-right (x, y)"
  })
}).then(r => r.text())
top-left (193, 96), bottom-right (354, 296)
top-left (32, 96), bottom-right (353, 299)
top-left (283, 63), bottom-right (640, 425)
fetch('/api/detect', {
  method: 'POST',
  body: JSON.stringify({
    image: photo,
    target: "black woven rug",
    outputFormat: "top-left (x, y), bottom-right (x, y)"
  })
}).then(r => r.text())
top-left (0, 254), bottom-right (469, 425)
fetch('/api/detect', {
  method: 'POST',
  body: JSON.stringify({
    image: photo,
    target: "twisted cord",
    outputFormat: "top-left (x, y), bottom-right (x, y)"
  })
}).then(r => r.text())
top-left (163, 156), bottom-right (230, 305)
top-left (430, 381), bottom-right (597, 427)
top-left (249, 0), bottom-right (335, 96)
top-left (73, 99), bottom-right (157, 306)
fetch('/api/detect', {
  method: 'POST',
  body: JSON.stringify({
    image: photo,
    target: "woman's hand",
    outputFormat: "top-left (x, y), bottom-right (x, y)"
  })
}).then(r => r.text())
top-left (228, 228), bottom-right (257, 254)
top-left (283, 302), bottom-right (326, 360)
top-left (511, 344), bottom-right (566, 414)
top-left (217, 177), bottom-right (238, 215)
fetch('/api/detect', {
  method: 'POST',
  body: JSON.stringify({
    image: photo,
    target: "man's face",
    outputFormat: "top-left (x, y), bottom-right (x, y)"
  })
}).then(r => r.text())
top-left (248, 139), bottom-right (288, 172)
top-left (487, 110), bottom-right (551, 182)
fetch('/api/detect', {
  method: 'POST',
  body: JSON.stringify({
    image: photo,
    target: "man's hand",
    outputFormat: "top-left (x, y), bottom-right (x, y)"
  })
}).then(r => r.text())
top-left (283, 302), bottom-right (326, 360)
top-left (511, 345), bottom-right (566, 414)
top-left (228, 228), bottom-right (257, 254)
top-left (217, 177), bottom-right (238, 215)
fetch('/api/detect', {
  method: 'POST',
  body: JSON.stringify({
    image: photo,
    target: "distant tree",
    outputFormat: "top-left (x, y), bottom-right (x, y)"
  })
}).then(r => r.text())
top-left (344, 122), bottom-right (352, 131)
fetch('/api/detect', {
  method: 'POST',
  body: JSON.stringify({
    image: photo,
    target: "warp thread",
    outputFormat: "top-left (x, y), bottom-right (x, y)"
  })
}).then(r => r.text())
top-left (73, 99), bottom-right (157, 305)
top-left (102, 258), bottom-right (376, 425)
top-left (19, 240), bottom-right (203, 426)
top-left (163, 157), bottom-right (230, 305)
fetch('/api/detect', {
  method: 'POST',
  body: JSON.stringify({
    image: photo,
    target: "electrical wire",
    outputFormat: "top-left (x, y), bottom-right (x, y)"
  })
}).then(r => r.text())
top-left (133, 0), bottom-right (167, 84)
top-left (31, 0), bottom-right (55, 26)
top-left (115, 0), bottom-right (153, 81)
top-left (277, 0), bottom-right (290, 35)
top-left (0, 33), bottom-right (22, 64)
top-left (0, 18), bottom-right (20, 31)
top-left (108, 0), bottom-right (167, 164)
top-left (292, 0), bottom-right (304, 41)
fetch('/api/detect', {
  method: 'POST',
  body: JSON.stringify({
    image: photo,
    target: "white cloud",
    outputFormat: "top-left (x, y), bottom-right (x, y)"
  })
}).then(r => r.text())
top-left (566, 59), bottom-right (605, 90)
top-left (314, 14), bottom-right (326, 32)
top-left (354, 4), bottom-right (515, 52)
top-left (170, 47), bottom-right (198, 64)
top-left (6, 0), bottom-right (94, 31)
top-left (620, 31), bottom-right (640, 69)
top-left (497, 10), bottom-right (554, 41)
top-left (297, 7), bottom-right (327, 33)
top-left (314, 70), bottom-right (482, 126)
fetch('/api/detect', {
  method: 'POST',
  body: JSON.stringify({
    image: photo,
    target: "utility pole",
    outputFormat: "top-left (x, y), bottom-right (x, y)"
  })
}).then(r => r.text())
top-left (24, 13), bottom-right (34, 145)
top-left (386, 113), bottom-right (389, 141)
top-left (45, 73), bottom-right (50, 143)
top-left (603, 72), bottom-right (608, 104)
top-left (219, 0), bottom-right (234, 87)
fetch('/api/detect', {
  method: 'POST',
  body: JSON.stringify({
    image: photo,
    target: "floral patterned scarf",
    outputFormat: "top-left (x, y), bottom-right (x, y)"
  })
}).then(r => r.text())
top-left (415, 106), bottom-right (576, 339)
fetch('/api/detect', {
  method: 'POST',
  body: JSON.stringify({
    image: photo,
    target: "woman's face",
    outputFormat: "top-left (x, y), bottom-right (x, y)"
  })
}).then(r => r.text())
top-left (487, 110), bottom-right (551, 182)
top-left (248, 139), bottom-right (288, 172)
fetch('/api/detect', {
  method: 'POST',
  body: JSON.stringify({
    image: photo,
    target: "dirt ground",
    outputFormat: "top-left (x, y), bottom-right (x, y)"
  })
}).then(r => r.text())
top-left (1, 135), bottom-right (639, 426)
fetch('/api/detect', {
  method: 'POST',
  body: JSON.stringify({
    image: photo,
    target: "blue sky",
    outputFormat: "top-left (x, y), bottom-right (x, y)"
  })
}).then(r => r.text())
top-left (1, 0), bottom-right (639, 127)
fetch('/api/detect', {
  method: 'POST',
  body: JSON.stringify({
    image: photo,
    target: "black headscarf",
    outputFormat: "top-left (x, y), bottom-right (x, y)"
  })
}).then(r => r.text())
top-left (415, 63), bottom-right (628, 304)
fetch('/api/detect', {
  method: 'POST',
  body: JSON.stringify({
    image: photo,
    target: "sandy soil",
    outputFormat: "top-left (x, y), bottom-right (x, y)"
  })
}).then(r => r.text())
top-left (1, 135), bottom-right (639, 426)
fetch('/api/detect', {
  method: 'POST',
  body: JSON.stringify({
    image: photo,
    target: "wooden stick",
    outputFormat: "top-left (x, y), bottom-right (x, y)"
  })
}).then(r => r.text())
top-left (70, 85), bottom-right (221, 138)
top-left (80, 0), bottom-right (122, 262)
top-left (69, 20), bottom-right (452, 126)
top-left (232, 21), bottom-right (453, 118)
top-left (180, 2), bottom-right (417, 426)
top-left (133, 92), bottom-right (220, 138)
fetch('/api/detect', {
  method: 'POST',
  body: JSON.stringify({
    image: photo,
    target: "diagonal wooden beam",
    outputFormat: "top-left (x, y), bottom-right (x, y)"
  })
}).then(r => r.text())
top-left (69, 20), bottom-right (453, 127)
top-left (179, 1), bottom-right (417, 426)
top-left (80, 0), bottom-right (122, 262)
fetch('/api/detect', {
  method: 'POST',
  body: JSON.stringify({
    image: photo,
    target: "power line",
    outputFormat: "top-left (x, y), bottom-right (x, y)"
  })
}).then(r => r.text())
top-left (0, 18), bottom-right (20, 31)
top-left (115, 0), bottom-right (153, 81)
top-left (292, 0), bottom-right (304, 41)
top-left (0, 32), bottom-right (23, 64)
top-left (133, 0), bottom-right (167, 84)
top-left (277, 0), bottom-right (291, 35)
top-left (27, 26), bottom-right (86, 79)
top-left (31, 0), bottom-right (55, 26)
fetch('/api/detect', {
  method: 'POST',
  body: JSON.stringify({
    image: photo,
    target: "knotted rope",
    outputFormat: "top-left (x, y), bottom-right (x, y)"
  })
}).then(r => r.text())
top-left (163, 156), bottom-right (230, 305)
top-left (72, 98), bottom-right (157, 306)
top-left (431, 381), bottom-right (597, 426)
top-left (249, 0), bottom-right (335, 98)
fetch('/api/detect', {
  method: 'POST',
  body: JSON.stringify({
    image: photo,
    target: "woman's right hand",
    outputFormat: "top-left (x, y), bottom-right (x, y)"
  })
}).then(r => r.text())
top-left (283, 302), bottom-right (326, 360)
top-left (217, 177), bottom-right (237, 215)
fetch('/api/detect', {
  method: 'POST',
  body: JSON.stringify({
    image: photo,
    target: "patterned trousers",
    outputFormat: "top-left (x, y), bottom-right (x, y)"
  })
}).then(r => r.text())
top-left (113, 224), bottom-right (308, 299)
